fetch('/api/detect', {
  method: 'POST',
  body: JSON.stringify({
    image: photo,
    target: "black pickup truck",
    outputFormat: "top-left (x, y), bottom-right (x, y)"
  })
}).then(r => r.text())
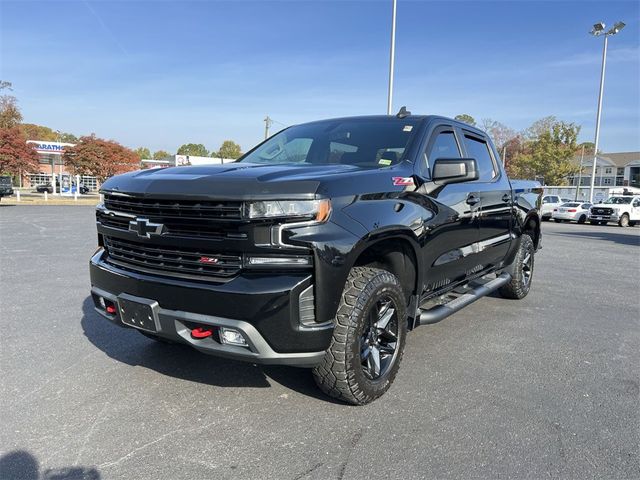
top-left (90, 112), bottom-right (541, 404)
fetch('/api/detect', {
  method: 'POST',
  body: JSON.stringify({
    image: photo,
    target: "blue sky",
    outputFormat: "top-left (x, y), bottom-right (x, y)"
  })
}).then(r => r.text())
top-left (1, 0), bottom-right (639, 154)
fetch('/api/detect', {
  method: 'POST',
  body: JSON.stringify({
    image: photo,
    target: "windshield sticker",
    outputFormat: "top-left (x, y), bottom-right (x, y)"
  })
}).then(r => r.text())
top-left (403, 125), bottom-right (413, 132)
top-left (392, 177), bottom-right (414, 187)
top-left (378, 159), bottom-right (392, 166)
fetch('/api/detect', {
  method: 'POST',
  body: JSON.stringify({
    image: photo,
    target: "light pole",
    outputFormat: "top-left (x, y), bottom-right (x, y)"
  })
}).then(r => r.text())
top-left (386, 0), bottom-right (397, 115)
top-left (264, 116), bottom-right (273, 140)
top-left (575, 144), bottom-right (585, 201)
top-left (588, 21), bottom-right (625, 203)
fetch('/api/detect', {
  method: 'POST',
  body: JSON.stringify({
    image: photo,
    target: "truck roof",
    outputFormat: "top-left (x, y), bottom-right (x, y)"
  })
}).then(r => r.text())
top-left (296, 114), bottom-right (487, 136)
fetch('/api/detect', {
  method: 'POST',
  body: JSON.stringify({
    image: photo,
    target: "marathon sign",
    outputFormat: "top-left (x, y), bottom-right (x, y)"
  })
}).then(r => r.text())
top-left (27, 140), bottom-right (76, 155)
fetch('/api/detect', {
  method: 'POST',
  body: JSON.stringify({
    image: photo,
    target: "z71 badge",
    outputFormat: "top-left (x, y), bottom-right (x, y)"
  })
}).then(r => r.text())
top-left (392, 177), bottom-right (415, 187)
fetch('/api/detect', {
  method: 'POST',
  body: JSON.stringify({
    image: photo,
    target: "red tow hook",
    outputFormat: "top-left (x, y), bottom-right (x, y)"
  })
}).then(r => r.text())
top-left (191, 327), bottom-right (214, 339)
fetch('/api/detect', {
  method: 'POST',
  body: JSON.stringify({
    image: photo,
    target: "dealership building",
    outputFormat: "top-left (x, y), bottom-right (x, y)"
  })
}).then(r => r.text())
top-left (22, 142), bottom-right (237, 191)
top-left (24, 140), bottom-right (99, 191)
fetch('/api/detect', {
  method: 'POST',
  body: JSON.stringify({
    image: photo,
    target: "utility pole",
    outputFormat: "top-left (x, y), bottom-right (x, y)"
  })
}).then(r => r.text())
top-left (264, 116), bottom-right (273, 140)
top-left (386, 0), bottom-right (397, 115)
top-left (575, 144), bottom-right (585, 201)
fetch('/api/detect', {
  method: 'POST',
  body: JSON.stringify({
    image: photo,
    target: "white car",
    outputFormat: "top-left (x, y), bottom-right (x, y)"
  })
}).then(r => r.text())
top-left (540, 195), bottom-right (565, 221)
top-left (589, 195), bottom-right (640, 227)
top-left (552, 202), bottom-right (592, 223)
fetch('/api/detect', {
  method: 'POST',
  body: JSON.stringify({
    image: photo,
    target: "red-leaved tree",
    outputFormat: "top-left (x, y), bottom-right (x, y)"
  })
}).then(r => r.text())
top-left (0, 127), bottom-right (40, 176)
top-left (63, 134), bottom-right (140, 182)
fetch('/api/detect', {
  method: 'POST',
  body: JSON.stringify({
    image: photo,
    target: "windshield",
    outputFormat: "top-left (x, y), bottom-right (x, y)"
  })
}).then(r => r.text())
top-left (603, 197), bottom-right (632, 204)
top-left (238, 118), bottom-right (420, 168)
top-left (0, 176), bottom-right (12, 185)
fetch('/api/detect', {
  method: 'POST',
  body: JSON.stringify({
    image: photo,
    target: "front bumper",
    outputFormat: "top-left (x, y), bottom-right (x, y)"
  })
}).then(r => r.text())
top-left (589, 212), bottom-right (618, 222)
top-left (89, 249), bottom-right (333, 367)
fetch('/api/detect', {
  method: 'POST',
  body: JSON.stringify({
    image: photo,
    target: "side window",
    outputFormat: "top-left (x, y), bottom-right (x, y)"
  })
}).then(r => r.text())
top-left (427, 131), bottom-right (461, 161)
top-left (463, 135), bottom-right (496, 182)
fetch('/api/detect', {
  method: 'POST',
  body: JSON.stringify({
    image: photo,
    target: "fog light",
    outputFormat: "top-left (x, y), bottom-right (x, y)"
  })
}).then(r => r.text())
top-left (246, 256), bottom-right (311, 266)
top-left (219, 327), bottom-right (248, 347)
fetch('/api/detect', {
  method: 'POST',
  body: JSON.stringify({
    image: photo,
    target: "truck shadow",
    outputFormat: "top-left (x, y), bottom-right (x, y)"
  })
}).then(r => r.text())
top-left (80, 297), bottom-right (336, 402)
top-left (0, 450), bottom-right (100, 480)
top-left (545, 228), bottom-right (640, 247)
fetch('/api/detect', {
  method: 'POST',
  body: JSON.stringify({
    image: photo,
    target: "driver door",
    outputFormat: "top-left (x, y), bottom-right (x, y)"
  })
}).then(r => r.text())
top-left (417, 126), bottom-right (481, 293)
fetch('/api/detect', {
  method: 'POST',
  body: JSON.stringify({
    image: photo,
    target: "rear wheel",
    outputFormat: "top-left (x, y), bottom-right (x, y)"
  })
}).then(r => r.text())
top-left (578, 215), bottom-right (587, 224)
top-left (619, 214), bottom-right (630, 228)
top-left (499, 234), bottom-right (534, 300)
top-left (313, 267), bottom-right (407, 405)
top-left (553, 218), bottom-right (562, 223)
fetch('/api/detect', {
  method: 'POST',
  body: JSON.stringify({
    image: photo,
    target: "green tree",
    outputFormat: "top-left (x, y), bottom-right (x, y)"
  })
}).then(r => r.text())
top-left (454, 114), bottom-right (476, 126)
top-left (153, 150), bottom-right (171, 160)
top-left (0, 81), bottom-right (22, 129)
top-left (19, 124), bottom-right (77, 142)
top-left (59, 132), bottom-right (78, 143)
top-left (214, 140), bottom-right (242, 160)
top-left (524, 116), bottom-right (557, 139)
top-left (177, 143), bottom-right (208, 156)
top-left (509, 119), bottom-right (579, 185)
top-left (134, 147), bottom-right (151, 160)
top-left (577, 141), bottom-right (596, 156)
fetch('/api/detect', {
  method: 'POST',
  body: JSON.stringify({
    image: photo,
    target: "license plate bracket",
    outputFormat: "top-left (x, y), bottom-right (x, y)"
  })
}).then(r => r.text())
top-left (117, 294), bottom-right (160, 333)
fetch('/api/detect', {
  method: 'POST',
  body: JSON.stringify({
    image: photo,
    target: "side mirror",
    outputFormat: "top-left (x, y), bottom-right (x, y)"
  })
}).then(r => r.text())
top-left (432, 158), bottom-right (479, 185)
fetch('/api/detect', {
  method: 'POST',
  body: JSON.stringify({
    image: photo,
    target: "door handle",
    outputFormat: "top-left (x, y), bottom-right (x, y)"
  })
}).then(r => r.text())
top-left (466, 195), bottom-right (480, 206)
top-left (502, 194), bottom-right (511, 203)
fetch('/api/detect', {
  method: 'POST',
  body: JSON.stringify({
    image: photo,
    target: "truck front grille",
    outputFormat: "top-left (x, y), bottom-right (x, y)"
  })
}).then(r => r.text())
top-left (96, 210), bottom-right (248, 239)
top-left (103, 194), bottom-right (243, 221)
top-left (103, 236), bottom-right (242, 280)
top-left (592, 207), bottom-right (613, 215)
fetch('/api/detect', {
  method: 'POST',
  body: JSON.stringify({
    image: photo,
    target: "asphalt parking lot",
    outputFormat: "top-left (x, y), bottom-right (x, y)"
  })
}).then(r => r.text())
top-left (1, 206), bottom-right (638, 480)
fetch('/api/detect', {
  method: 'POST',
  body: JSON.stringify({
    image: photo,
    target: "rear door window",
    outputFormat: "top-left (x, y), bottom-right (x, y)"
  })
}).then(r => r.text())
top-left (463, 135), bottom-right (496, 182)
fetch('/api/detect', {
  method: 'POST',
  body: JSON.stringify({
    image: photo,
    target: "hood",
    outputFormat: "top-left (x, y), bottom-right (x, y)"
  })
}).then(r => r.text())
top-left (100, 162), bottom-right (412, 200)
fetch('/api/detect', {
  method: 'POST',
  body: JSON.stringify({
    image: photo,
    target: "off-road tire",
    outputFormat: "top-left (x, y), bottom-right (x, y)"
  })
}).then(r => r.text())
top-left (499, 234), bottom-right (534, 300)
top-left (313, 267), bottom-right (407, 405)
top-left (618, 214), bottom-right (630, 228)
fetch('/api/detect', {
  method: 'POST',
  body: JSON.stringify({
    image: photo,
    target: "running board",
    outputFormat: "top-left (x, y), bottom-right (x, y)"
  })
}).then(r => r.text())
top-left (418, 273), bottom-right (511, 325)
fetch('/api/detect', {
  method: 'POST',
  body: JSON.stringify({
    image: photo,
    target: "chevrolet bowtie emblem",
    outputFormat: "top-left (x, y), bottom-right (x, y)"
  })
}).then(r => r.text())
top-left (129, 218), bottom-right (166, 238)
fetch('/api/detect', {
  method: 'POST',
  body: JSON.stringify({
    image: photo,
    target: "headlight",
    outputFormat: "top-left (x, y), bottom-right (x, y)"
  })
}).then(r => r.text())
top-left (246, 199), bottom-right (331, 222)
